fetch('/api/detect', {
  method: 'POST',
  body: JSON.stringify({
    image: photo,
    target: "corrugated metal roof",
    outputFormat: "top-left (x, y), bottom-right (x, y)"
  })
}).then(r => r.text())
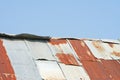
top-left (0, 40), bottom-right (16, 80)
top-left (36, 61), bottom-right (66, 80)
top-left (48, 39), bottom-right (80, 65)
top-left (69, 40), bottom-right (96, 61)
top-left (0, 33), bottom-right (119, 80)
top-left (60, 63), bottom-right (90, 80)
top-left (85, 40), bottom-right (120, 59)
top-left (25, 40), bottom-right (55, 60)
top-left (3, 39), bottom-right (42, 80)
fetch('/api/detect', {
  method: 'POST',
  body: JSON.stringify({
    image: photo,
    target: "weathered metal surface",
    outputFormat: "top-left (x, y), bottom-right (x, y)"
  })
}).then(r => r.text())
top-left (0, 34), bottom-right (120, 80)
top-left (107, 43), bottom-right (120, 59)
top-left (85, 40), bottom-right (120, 59)
top-left (60, 63), bottom-right (90, 80)
top-left (69, 40), bottom-right (95, 61)
top-left (0, 39), bottom-right (16, 80)
top-left (48, 39), bottom-right (79, 65)
top-left (25, 40), bottom-right (55, 60)
top-left (101, 39), bottom-right (120, 44)
top-left (82, 60), bottom-right (111, 80)
top-left (101, 60), bottom-right (120, 80)
top-left (56, 53), bottom-right (79, 65)
top-left (36, 61), bottom-right (66, 80)
top-left (3, 39), bottom-right (42, 80)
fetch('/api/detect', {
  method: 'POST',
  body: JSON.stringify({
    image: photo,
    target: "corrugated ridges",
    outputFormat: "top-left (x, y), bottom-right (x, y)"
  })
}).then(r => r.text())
top-left (0, 34), bottom-right (119, 80)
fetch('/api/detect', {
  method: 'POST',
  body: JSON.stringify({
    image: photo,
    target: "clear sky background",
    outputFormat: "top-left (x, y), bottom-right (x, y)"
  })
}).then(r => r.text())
top-left (0, 0), bottom-right (120, 39)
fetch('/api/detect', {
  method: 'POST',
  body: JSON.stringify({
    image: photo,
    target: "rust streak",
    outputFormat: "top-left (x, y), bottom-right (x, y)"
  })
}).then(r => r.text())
top-left (108, 43), bottom-right (114, 48)
top-left (112, 51), bottom-right (120, 57)
top-left (0, 40), bottom-right (16, 80)
top-left (56, 53), bottom-right (79, 65)
top-left (49, 39), bottom-right (67, 45)
top-left (92, 41), bottom-right (105, 52)
top-left (102, 60), bottom-right (120, 80)
top-left (82, 60), bottom-right (112, 80)
top-left (69, 40), bottom-right (96, 61)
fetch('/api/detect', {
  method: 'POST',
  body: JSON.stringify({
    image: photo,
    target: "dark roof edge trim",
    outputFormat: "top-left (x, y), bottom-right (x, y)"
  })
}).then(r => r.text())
top-left (0, 33), bottom-right (51, 40)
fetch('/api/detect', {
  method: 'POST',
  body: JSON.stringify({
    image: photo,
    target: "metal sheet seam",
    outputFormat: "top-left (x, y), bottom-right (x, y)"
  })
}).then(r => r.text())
top-left (24, 39), bottom-right (45, 79)
top-left (24, 40), bottom-right (52, 69)
top-left (47, 42), bottom-right (60, 61)
top-left (24, 40), bottom-right (36, 60)
top-left (66, 39), bottom-right (82, 65)
top-left (46, 41), bottom-right (57, 61)
top-left (46, 41), bottom-right (70, 79)
top-left (117, 60), bottom-right (120, 64)
top-left (56, 61), bottom-right (67, 80)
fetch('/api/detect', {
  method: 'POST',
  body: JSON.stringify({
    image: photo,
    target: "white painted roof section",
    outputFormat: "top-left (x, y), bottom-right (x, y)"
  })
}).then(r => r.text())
top-left (84, 40), bottom-right (120, 60)
top-left (36, 61), bottom-right (66, 80)
top-left (25, 40), bottom-right (55, 60)
top-left (60, 63), bottom-right (90, 80)
top-left (3, 39), bottom-right (42, 80)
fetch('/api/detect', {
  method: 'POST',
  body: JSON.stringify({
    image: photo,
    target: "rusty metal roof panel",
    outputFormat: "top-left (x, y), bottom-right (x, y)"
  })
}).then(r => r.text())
top-left (0, 33), bottom-right (120, 80)
top-left (3, 39), bottom-right (42, 80)
top-left (85, 40), bottom-right (120, 59)
top-left (69, 40), bottom-right (96, 61)
top-left (82, 60), bottom-right (112, 80)
top-left (60, 63), bottom-right (90, 80)
top-left (48, 39), bottom-right (80, 65)
top-left (101, 60), bottom-right (120, 80)
top-left (25, 40), bottom-right (55, 60)
top-left (0, 39), bottom-right (16, 80)
top-left (36, 61), bottom-right (66, 80)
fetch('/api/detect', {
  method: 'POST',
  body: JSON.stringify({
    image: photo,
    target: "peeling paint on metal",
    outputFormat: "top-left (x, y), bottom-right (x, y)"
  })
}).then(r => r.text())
top-left (0, 34), bottom-right (120, 80)
top-left (108, 43), bottom-right (120, 58)
top-left (50, 39), bottom-right (67, 45)
top-left (92, 41), bottom-right (105, 52)
top-left (0, 39), bottom-right (16, 80)
top-left (49, 39), bottom-right (80, 65)
top-left (56, 53), bottom-right (79, 65)
top-left (69, 40), bottom-right (96, 61)
top-left (85, 40), bottom-right (120, 59)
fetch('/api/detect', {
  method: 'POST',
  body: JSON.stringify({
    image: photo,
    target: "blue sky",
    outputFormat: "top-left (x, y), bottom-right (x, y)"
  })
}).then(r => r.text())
top-left (0, 0), bottom-right (120, 39)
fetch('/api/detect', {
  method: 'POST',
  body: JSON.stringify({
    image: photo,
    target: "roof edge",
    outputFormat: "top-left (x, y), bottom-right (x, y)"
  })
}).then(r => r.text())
top-left (0, 33), bottom-right (51, 40)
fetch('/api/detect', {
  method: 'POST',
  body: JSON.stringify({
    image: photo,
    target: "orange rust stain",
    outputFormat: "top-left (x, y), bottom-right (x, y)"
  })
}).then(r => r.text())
top-left (82, 60), bottom-right (111, 80)
top-left (49, 39), bottom-right (67, 45)
top-left (101, 60), bottom-right (120, 80)
top-left (108, 43), bottom-right (114, 48)
top-left (56, 53), bottom-right (79, 65)
top-left (92, 41), bottom-right (105, 52)
top-left (0, 40), bottom-right (16, 80)
top-left (69, 40), bottom-right (96, 61)
top-left (112, 51), bottom-right (120, 57)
